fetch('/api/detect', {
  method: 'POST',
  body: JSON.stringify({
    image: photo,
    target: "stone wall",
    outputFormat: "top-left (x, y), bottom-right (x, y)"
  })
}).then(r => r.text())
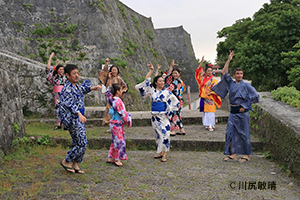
top-left (252, 92), bottom-right (300, 176)
top-left (0, 68), bottom-right (25, 153)
top-left (155, 26), bottom-right (198, 92)
top-left (0, 49), bottom-right (103, 118)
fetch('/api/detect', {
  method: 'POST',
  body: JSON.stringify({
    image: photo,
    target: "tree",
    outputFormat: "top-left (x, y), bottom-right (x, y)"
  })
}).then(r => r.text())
top-left (216, 1), bottom-right (300, 91)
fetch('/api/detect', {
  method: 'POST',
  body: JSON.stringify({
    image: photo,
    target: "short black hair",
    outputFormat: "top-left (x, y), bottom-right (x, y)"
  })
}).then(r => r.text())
top-left (64, 64), bottom-right (78, 75)
top-left (233, 68), bottom-right (243, 74)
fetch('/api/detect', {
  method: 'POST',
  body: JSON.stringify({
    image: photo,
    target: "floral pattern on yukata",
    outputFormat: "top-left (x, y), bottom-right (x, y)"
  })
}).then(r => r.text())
top-left (135, 78), bottom-right (179, 153)
top-left (106, 88), bottom-right (132, 161)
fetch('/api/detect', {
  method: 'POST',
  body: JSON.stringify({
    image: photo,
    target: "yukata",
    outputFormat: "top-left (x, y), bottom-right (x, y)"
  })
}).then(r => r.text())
top-left (212, 73), bottom-right (259, 155)
top-left (57, 79), bottom-right (92, 163)
top-left (165, 74), bottom-right (184, 132)
top-left (106, 87), bottom-right (132, 161)
top-left (98, 68), bottom-right (128, 126)
top-left (46, 67), bottom-right (67, 127)
top-left (135, 78), bottom-right (179, 153)
top-left (195, 66), bottom-right (221, 129)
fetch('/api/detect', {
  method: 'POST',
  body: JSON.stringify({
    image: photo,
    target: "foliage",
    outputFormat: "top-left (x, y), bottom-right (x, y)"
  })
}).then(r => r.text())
top-left (271, 86), bottom-right (300, 108)
top-left (63, 24), bottom-right (77, 34)
top-left (117, 2), bottom-right (126, 19)
top-left (216, 1), bottom-right (300, 91)
top-left (13, 123), bottom-right (20, 134)
top-left (281, 41), bottom-right (300, 90)
top-left (23, 3), bottom-right (34, 9)
top-left (144, 29), bottom-right (154, 40)
top-left (32, 26), bottom-right (54, 37)
top-left (110, 58), bottom-right (128, 68)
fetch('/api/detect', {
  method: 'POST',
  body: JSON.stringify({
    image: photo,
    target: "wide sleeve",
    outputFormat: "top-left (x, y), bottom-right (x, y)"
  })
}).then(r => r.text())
top-left (167, 79), bottom-right (181, 97)
top-left (211, 73), bottom-right (232, 99)
top-left (118, 77), bottom-right (128, 93)
top-left (195, 66), bottom-right (204, 85)
top-left (115, 99), bottom-right (132, 127)
top-left (59, 87), bottom-right (80, 116)
top-left (78, 79), bottom-right (92, 94)
top-left (46, 68), bottom-right (55, 86)
top-left (167, 91), bottom-right (179, 111)
top-left (247, 84), bottom-right (259, 104)
top-left (135, 77), bottom-right (154, 98)
top-left (97, 65), bottom-right (109, 86)
top-left (105, 86), bottom-right (114, 107)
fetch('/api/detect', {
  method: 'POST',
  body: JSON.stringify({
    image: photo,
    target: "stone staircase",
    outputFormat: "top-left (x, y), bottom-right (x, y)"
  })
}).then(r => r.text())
top-left (25, 106), bottom-right (264, 152)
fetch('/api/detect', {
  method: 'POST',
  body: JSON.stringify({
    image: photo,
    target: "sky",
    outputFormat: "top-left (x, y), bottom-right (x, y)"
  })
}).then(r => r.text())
top-left (120, 0), bottom-right (270, 64)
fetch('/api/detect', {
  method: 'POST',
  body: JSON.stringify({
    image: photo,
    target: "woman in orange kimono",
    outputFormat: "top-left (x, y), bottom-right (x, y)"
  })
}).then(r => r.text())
top-left (98, 58), bottom-right (128, 127)
top-left (195, 56), bottom-right (221, 131)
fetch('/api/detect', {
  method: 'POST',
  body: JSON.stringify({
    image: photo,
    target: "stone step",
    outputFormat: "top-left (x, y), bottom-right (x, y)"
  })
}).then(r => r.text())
top-left (53, 124), bottom-right (264, 152)
top-left (25, 108), bottom-right (229, 126)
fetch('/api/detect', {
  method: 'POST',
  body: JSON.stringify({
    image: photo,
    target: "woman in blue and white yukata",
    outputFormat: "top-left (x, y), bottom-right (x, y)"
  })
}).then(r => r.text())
top-left (135, 62), bottom-right (179, 162)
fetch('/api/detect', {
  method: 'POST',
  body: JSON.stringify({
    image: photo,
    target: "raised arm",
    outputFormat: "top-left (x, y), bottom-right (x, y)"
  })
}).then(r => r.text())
top-left (155, 64), bottom-right (161, 76)
top-left (145, 62), bottom-right (154, 79)
top-left (103, 58), bottom-right (110, 71)
top-left (168, 60), bottom-right (177, 75)
top-left (197, 56), bottom-right (205, 69)
top-left (47, 52), bottom-right (55, 71)
top-left (222, 51), bottom-right (234, 75)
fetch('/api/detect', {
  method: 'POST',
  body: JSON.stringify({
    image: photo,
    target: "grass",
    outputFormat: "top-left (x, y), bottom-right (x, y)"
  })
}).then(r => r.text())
top-left (25, 122), bottom-right (108, 138)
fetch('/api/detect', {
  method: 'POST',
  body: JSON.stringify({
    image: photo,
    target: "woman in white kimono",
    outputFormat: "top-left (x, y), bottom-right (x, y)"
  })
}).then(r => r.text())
top-left (135, 62), bottom-right (179, 162)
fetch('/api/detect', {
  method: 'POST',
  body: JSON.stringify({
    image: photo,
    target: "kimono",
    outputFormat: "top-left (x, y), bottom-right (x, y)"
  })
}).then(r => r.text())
top-left (135, 78), bottom-right (179, 153)
top-left (57, 79), bottom-right (92, 163)
top-left (165, 74), bottom-right (184, 131)
top-left (212, 73), bottom-right (259, 155)
top-left (46, 67), bottom-right (67, 126)
top-left (98, 67), bottom-right (128, 126)
top-left (106, 87), bottom-right (132, 161)
top-left (195, 66), bottom-right (221, 128)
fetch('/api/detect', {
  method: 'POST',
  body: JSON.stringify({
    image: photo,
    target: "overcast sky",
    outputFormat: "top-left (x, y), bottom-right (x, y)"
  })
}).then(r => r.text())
top-left (120, 0), bottom-right (270, 64)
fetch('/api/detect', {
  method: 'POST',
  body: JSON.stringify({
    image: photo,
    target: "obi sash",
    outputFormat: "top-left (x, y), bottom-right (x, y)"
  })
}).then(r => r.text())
top-left (152, 102), bottom-right (166, 112)
top-left (109, 107), bottom-right (121, 121)
top-left (53, 85), bottom-right (64, 93)
top-left (230, 106), bottom-right (248, 114)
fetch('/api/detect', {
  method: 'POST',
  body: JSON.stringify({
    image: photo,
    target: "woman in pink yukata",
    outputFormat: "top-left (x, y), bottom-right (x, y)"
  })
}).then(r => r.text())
top-left (105, 74), bottom-right (132, 167)
top-left (46, 52), bottom-right (67, 130)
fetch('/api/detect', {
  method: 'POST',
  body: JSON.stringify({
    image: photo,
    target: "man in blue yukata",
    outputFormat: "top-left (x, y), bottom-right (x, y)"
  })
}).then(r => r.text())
top-left (212, 51), bottom-right (259, 162)
top-left (58, 64), bottom-right (102, 173)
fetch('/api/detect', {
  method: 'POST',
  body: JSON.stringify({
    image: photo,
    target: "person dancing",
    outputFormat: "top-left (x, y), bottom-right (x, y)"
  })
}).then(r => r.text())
top-left (195, 56), bottom-right (221, 131)
top-left (46, 52), bottom-right (67, 130)
top-left (135, 62), bottom-right (179, 162)
top-left (105, 79), bottom-right (132, 167)
top-left (98, 58), bottom-right (128, 129)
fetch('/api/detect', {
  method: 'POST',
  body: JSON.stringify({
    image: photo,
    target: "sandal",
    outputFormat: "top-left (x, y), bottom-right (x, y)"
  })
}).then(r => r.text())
top-left (74, 168), bottom-right (84, 174)
top-left (239, 157), bottom-right (250, 163)
top-left (223, 156), bottom-right (238, 162)
top-left (115, 160), bottom-right (123, 167)
top-left (161, 155), bottom-right (167, 162)
top-left (54, 126), bottom-right (61, 130)
top-left (60, 161), bottom-right (74, 173)
top-left (106, 158), bottom-right (115, 163)
top-left (154, 154), bottom-right (163, 159)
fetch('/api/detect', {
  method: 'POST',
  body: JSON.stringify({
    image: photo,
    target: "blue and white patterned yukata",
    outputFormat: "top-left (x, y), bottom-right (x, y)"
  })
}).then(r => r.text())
top-left (212, 73), bottom-right (259, 155)
top-left (135, 78), bottom-right (179, 153)
top-left (57, 79), bottom-right (92, 163)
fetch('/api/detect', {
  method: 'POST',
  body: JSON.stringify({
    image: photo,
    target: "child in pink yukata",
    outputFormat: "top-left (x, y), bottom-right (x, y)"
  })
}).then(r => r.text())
top-left (105, 81), bottom-right (132, 167)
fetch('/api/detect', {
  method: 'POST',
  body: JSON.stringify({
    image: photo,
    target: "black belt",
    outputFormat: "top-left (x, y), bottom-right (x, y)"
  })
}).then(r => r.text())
top-left (230, 105), bottom-right (248, 114)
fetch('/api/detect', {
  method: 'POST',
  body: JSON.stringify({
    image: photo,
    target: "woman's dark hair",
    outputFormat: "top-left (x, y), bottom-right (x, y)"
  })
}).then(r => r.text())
top-left (53, 64), bottom-right (64, 76)
top-left (205, 64), bottom-right (213, 73)
top-left (111, 84), bottom-right (121, 96)
top-left (64, 64), bottom-right (78, 75)
top-left (109, 65), bottom-right (120, 75)
top-left (152, 75), bottom-right (162, 88)
top-left (172, 67), bottom-right (181, 74)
